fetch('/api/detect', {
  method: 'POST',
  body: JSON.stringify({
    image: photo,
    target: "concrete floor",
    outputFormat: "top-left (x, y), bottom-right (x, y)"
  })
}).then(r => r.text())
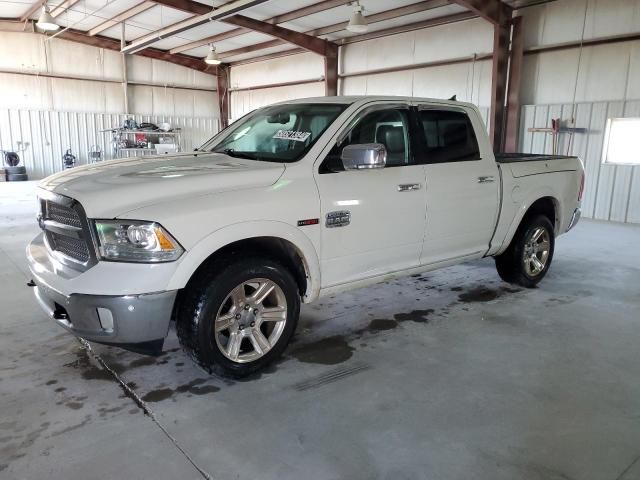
top-left (1, 181), bottom-right (640, 480)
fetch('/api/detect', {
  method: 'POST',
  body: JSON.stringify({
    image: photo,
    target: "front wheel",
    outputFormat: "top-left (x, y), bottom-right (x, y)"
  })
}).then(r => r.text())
top-left (177, 257), bottom-right (300, 377)
top-left (494, 214), bottom-right (555, 288)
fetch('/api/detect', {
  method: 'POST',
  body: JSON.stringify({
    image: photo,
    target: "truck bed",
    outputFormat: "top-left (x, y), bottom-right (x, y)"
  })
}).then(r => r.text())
top-left (496, 153), bottom-right (580, 178)
top-left (494, 153), bottom-right (573, 163)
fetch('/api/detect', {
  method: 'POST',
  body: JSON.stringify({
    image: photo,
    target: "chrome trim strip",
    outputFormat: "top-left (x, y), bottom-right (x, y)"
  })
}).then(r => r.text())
top-left (42, 219), bottom-right (82, 238)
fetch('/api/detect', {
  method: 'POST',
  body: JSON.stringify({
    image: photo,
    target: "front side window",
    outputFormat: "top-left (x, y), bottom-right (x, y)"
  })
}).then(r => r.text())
top-left (419, 109), bottom-right (480, 163)
top-left (321, 107), bottom-right (412, 172)
top-left (203, 103), bottom-right (348, 163)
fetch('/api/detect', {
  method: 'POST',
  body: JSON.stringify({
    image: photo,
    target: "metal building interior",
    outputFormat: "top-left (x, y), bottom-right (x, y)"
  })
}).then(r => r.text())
top-left (0, 0), bottom-right (639, 478)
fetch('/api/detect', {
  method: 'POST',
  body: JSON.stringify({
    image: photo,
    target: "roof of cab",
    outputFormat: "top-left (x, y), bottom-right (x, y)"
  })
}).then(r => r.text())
top-left (273, 95), bottom-right (477, 110)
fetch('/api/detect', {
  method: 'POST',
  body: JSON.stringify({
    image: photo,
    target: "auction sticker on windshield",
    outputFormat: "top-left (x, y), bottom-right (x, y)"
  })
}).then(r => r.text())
top-left (273, 130), bottom-right (311, 142)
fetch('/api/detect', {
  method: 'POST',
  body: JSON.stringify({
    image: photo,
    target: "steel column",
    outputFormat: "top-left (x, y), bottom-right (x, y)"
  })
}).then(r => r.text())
top-left (217, 65), bottom-right (230, 129)
top-left (490, 22), bottom-right (510, 153)
top-left (324, 45), bottom-right (339, 96)
top-left (504, 16), bottom-right (523, 153)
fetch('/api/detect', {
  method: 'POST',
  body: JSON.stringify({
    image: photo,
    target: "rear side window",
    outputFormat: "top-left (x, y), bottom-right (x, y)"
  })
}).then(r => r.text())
top-left (419, 109), bottom-right (480, 162)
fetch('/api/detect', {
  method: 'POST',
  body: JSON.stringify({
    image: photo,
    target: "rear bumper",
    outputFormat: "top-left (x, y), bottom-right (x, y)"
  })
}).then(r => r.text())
top-left (32, 279), bottom-right (176, 354)
top-left (567, 207), bottom-right (581, 231)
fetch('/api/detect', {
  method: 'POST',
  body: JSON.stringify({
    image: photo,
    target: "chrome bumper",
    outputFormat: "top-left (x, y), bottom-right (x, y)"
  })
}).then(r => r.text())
top-left (32, 279), bottom-right (177, 355)
top-left (567, 207), bottom-right (581, 231)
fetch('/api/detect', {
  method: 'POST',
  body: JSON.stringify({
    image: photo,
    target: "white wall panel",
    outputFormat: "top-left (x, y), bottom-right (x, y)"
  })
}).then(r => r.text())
top-left (519, 100), bottom-right (640, 224)
top-left (151, 59), bottom-right (192, 88)
top-left (127, 56), bottom-right (154, 85)
top-left (193, 91), bottom-right (218, 118)
top-left (0, 32), bottom-right (217, 117)
top-left (0, 108), bottom-right (219, 179)
top-left (0, 73), bottom-right (51, 110)
top-left (104, 83), bottom-right (126, 114)
top-left (341, 18), bottom-right (493, 75)
top-left (521, 40), bottom-right (640, 105)
top-left (520, 0), bottom-right (640, 48)
top-left (0, 32), bottom-right (45, 71)
top-left (359, 71), bottom-right (414, 96)
top-left (231, 82), bottom-right (325, 120)
top-left (151, 86), bottom-right (176, 116)
top-left (230, 53), bottom-right (324, 89)
top-left (127, 85), bottom-right (153, 116)
top-left (341, 58), bottom-right (492, 106)
top-left (49, 78), bottom-right (124, 113)
top-left (192, 69), bottom-right (218, 90)
top-left (127, 85), bottom-right (218, 117)
top-left (48, 38), bottom-right (122, 81)
top-left (127, 55), bottom-right (217, 90)
top-left (174, 89), bottom-right (195, 117)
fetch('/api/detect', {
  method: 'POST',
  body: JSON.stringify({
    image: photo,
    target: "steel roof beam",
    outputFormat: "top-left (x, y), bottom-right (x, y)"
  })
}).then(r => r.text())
top-left (121, 0), bottom-right (269, 54)
top-left (449, 0), bottom-right (512, 25)
top-left (89, 1), bottom-right (156, 36)
top-left (169, 0), bottom-right (352, 55)
top-left (58, 29), bottom-right (217, 74)
top-left (219, 0), bottom-right (450, 60)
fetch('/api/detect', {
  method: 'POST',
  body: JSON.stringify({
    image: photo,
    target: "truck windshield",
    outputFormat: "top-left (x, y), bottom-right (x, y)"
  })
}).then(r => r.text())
top-left (203, 103), bottom-right (348, 163)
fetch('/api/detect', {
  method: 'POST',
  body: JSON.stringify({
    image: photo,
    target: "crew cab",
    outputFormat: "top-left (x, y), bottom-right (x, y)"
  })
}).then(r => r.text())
top-left (27, 96), bottom-right (584, 377)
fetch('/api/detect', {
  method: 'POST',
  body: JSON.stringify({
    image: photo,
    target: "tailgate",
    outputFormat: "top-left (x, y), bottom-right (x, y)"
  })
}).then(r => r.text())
top-left (507, 157), bottom-right (578, 178)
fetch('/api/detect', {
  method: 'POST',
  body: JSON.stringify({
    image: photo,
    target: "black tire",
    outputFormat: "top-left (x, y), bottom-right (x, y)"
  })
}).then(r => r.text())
top-left (5, 166), bottom-right (26, 174)
top-left (494, 214), bottom-right (555, 288)
top-left (6, 173), bottom-right (29, 181)
top-left (176, 256), bottom-right (300, 378)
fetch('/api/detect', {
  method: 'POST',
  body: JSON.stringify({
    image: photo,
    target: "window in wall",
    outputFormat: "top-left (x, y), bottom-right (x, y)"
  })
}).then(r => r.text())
top-left (419, 109), bottom-right (480, 163)
top-left (602, 118), bottom-right (640, 166)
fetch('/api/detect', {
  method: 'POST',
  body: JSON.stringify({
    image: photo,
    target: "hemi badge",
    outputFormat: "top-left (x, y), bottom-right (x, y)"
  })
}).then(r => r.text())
top-left (297, 218), bottom-right (319, 227)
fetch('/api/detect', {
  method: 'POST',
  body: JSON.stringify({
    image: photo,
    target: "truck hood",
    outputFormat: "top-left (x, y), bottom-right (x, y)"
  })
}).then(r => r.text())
top-left (38, 153), bottom-right (285, 218)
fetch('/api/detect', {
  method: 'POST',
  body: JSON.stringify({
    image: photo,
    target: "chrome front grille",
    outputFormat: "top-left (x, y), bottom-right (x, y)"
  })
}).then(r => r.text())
top-left (46, 202), bottom-right (82, 229)
top-left (49, 234), bottom-right (90, 263)
top-left (39, 194), bottom-right (95, 270)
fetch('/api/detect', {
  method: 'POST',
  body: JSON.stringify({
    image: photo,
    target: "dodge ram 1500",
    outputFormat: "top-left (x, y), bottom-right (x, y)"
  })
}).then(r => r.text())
top-left (28, 96), bottom-right (584, 377)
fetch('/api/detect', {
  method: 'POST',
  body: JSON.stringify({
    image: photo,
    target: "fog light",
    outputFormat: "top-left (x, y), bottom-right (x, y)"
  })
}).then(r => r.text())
top-left (97, 308), bottom-right (114, 332)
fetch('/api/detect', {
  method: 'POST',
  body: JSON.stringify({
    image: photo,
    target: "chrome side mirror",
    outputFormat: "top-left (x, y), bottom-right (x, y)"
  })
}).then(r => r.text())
top-left (341, 143), bottom-right (387, 170)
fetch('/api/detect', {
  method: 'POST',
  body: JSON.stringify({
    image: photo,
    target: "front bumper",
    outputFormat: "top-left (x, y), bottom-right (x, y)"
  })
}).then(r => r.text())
top-left (32, 280), bottom-right (176, 354)
top-left (28, 233), bottom-right (178, 355)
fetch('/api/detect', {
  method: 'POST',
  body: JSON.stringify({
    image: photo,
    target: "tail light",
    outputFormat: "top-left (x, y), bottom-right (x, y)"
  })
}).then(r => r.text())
top-left (578, 171), bottom-right (585, 201)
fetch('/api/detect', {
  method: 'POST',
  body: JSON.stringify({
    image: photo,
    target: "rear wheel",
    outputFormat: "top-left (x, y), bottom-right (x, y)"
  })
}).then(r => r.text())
top-left (177, 256), bottom-right (300, 377)
top-left (495, 214), bottom-right (555, 288)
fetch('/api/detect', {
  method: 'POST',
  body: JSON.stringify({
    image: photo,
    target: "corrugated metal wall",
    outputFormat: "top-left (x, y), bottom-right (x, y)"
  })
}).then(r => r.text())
top-left (0, 109), bottom-right (219, 179)
top-left (519, 100), bottom-right (640, 224)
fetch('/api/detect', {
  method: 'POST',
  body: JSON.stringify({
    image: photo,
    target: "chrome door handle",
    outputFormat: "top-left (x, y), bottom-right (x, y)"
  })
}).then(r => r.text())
top-left (477, 176), bottom-right (495, 184)
top-left (398, 183), bottom-right (422, 192)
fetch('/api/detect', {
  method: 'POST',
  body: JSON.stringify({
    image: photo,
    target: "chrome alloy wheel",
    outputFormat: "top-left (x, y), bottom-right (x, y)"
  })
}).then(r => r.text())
top-left (523, 227), bottom-right (551, 276)
top-left (214, 278), bottom-right (288, 363)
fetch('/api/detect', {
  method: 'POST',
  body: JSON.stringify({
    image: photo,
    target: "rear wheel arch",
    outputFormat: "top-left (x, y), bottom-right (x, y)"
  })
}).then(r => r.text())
top-left (523, 196), bottom-right (559, 233)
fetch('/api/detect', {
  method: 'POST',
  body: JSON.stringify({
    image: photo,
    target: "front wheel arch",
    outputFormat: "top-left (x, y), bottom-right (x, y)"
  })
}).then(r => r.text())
top-left (166, 221), bottom-right (322, 301)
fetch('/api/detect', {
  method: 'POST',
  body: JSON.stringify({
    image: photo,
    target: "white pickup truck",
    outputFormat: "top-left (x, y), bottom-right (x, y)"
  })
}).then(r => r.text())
top-left (28, 96), bottom-right (584, 377)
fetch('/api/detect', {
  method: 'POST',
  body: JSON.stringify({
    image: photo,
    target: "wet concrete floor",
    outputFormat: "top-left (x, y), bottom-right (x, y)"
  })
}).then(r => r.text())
top-left (2, 182), bottom-right (640, 480)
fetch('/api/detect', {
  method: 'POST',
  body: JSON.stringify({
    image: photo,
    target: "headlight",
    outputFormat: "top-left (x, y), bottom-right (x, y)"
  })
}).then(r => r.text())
top-left (94, 220), bottom-right (184, 263)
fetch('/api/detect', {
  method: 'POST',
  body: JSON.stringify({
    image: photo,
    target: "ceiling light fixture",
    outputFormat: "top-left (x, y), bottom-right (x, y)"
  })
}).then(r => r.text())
top-left (347, 1), bottom-right (368, 34)
top-left (205, 44), bottom-right (221, 65)
top-left (36, 4), bottom-right (60, 32)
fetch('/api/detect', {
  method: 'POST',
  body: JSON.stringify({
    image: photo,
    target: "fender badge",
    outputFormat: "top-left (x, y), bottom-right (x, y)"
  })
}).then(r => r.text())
top-left (326, 211), bottom-right (351, 228)
top-left (297, 218), bottom-right (320, 227)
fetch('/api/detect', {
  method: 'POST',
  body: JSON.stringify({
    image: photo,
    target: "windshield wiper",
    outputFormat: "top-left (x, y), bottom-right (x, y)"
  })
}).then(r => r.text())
top-left (216, 148), bottom-right (259, 160)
